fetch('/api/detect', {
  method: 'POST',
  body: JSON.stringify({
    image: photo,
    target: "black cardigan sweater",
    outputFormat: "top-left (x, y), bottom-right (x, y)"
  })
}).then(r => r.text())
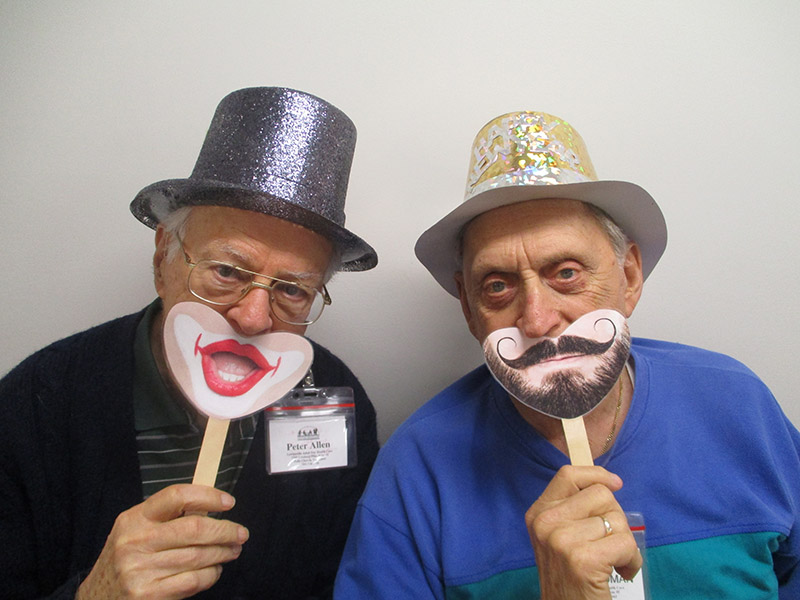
top-left (0, 308), bottom-right (378, 599)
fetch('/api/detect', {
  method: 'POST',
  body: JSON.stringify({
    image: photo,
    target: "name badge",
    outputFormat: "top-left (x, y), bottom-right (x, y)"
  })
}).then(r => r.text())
top-left (609, 568), bottom-right (645, 600)
top-left (265, 386), bottom-right (357, 474)
top-left (609, 512), bottom-right (649, 599)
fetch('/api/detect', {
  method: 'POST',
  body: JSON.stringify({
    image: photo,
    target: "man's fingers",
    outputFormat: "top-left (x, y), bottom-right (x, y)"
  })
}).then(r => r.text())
top-left (163, 564), bottom-right (225, 599)
top-left (537, 465), bottom-right (624, 504)
top-left (531, 509), bottom-right (631, 557)
top-left (546, 512), bottom-right (624, 547)
top-left (133, 484), bottom-right (249, 554)
top-left (137, 564), bottom-right (225, 600)
top-left (147, 542), bottom-right (244, 572)
top-left (526, 466), bottom-right (643, 598)
top-left (589, 532), bottom-right (643, 581)
top-left (527, 465), bottom-right (627, 542)
top-left (77, 486), bottom-right (247, 600)
top-left (143, 514), bottom-right (250, 553)
top-left (536, 516), bottom-right (642, 590)
top-left (527, 482), bottom-right (622, 540)
top-left (99, 522), bottom-right (246, 597)
top-left (614, 548), bottom-right (644, 582)
top-left (142, 484), bottom-right (237, 522)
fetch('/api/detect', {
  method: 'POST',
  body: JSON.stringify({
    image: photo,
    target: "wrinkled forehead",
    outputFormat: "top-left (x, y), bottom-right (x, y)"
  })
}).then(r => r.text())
top-left (458, 198), bottom-right (605, 262)
top-left (187, 206), bottom-right (325, 241)
top-left (193, 205), bottom-right (330, 247)
top-left (182, 205), bottom-right (336, 278)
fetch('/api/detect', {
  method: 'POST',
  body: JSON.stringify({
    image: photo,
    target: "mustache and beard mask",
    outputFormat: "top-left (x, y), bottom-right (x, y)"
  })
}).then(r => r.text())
top-left (163, 302), bottom-right (313, 420)
top-left (483, 309), bottom-right (631, 419)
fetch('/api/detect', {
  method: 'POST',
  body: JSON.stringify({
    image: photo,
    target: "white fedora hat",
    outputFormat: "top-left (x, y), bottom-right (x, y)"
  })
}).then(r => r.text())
top-left (414, 111), bottom-right (667, 296)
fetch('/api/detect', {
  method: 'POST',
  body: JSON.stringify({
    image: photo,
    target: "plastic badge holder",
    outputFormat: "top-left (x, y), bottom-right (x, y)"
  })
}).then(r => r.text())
top-left (264, 386), bottom-right (357, 474)
top-left (608, 512), bottom-right (650, 600)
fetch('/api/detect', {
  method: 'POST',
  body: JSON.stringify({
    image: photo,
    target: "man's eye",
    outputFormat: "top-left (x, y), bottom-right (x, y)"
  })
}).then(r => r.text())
top-left (274, 282), bottom-right (311, 302)
top-left (488, 280), bottom-right (507, 294)
top-left (481, 278), bottom-right (515, 307)
top-left (557, 268), bottom-right (576, 280)
top-left (212, 264), bottom-right (249, 283)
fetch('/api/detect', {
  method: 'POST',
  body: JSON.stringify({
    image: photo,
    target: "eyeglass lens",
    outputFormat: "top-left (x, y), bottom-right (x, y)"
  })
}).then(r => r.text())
top-left (189, 260), bottom-right (324, 324)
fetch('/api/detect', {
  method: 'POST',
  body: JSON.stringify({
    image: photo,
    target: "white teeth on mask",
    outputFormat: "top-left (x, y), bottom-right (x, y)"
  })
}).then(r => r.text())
top-left (220, 372), bottom-right (246, 383)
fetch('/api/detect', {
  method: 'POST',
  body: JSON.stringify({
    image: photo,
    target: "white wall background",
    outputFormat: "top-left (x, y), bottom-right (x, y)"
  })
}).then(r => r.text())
top-left (2, 0), bottom-right (798, 443)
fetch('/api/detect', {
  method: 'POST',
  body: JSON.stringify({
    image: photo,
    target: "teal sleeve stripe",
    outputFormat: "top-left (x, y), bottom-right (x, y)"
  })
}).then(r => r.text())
top-left (445, 531), bottom-right (784, 599)
top-left (645, 531), bottom-right (783, 599)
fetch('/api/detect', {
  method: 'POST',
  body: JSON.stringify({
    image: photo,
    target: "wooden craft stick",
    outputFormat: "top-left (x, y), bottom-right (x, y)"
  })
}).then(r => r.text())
top-left (562, 416), bottom-right (594, 466)
top-left (192, 417), bottom-right (230, 487)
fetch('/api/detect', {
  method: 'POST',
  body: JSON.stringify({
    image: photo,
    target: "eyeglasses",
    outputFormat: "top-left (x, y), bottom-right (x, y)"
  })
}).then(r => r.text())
top-left (178, 237), bottom-right (331, 326)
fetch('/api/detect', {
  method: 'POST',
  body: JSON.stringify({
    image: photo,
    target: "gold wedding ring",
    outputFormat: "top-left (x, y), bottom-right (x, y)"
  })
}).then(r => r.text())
top-left (600, 515), bottom-right (613, 536)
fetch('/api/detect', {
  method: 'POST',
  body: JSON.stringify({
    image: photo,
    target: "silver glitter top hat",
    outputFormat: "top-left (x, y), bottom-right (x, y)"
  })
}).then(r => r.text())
top-left (131, 87), bottom-right (377, 271)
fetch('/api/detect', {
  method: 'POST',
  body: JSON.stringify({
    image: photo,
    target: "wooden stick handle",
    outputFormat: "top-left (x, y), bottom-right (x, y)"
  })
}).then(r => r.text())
top-left (562, 417), bottom-right (594, 466)
top-left (192, 417), bottom-right (230, 487)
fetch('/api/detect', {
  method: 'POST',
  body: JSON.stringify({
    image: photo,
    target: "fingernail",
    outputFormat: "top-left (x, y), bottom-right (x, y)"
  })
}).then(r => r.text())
top-left (238, 526), bottom-right (250, 543)
top-left (220, 493), bottom-right (236, 509)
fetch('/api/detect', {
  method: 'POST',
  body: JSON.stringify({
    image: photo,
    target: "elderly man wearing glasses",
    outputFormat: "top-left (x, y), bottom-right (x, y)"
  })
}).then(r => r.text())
top-left (1, 88), bottom-right (379, 600)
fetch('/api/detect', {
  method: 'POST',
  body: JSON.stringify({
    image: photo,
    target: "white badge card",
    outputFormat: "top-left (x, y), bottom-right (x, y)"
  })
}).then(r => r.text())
top-left (608, 512), bottom-right (649, 600)
top-left (265, 386), bottom-right (357, 474)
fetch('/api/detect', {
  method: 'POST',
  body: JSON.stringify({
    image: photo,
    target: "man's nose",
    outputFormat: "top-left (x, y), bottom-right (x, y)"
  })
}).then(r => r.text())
top-left (516, 280), bottom-right (561, 339)
top-left (225, 287), bottom-right (275, 336)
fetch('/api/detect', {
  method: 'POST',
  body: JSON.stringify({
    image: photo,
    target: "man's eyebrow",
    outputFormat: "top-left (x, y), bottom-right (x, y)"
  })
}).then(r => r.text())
top-left (215, 243), bottom-right (252, 265)
top-left (215, 244), bottom-right (322, 284)
top-left (468, 260), bottom-right (502, 282)
top-left (274, 270), bottom-right (321, 284)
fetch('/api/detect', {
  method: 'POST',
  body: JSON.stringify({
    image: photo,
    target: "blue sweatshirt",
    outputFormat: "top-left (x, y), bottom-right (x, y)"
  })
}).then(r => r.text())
top-left (335, 338), bottom-right (800, 599)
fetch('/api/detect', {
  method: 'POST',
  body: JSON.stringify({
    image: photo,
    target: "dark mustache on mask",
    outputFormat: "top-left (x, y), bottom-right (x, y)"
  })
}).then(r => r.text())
top-left (495, 318), bottom-right (617, 370)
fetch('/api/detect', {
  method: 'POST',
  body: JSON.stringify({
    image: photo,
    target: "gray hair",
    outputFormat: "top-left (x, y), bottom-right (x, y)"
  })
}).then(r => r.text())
top-left (160, 206), bottom-right (193, 264)
top-left (582, 202), bottom-right (630, 265)
top-left (158, 205), bottom-right (341, 283)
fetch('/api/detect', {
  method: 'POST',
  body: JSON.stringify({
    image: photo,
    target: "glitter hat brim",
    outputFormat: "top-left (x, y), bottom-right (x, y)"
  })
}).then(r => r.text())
top-left (414, 179), bottom-right (667, 297)
top-left (131, 179), bottom-right (378, 272)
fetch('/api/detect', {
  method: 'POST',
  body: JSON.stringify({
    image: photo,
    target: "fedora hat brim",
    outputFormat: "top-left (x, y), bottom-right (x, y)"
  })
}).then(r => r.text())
top-left (131, 178), bottom-right (378, 272)
top-left (414, 180), bottom-right (667, 297)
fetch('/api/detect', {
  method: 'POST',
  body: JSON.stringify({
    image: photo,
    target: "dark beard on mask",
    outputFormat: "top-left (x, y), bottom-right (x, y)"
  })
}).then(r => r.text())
top-left (486, 334), bottom-right (630, 419)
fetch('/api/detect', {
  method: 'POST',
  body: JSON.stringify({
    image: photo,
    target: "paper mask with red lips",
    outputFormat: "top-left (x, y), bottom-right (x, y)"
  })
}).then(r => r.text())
top-left (163, 302), bottom-right (313, 420)
top-left (482, 309), bottom-right (631, 419)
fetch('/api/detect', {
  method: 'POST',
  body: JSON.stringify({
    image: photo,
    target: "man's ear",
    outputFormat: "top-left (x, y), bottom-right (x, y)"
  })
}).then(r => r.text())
top-left (454, 272), bottom-right (480, 340)
top-left (623, 243), bottom-right (644, 317)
